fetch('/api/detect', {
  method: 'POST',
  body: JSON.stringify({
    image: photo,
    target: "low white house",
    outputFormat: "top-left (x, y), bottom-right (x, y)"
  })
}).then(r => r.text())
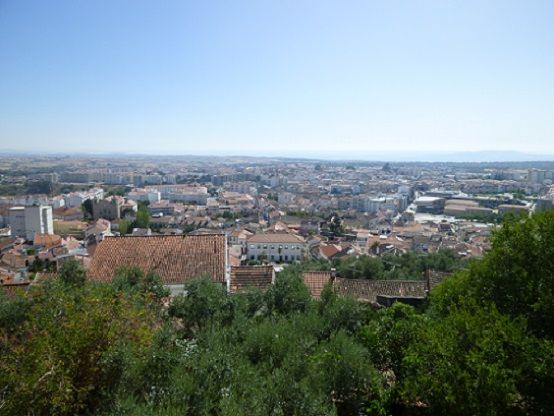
top-left (246, 233), bottom-right (306, 263)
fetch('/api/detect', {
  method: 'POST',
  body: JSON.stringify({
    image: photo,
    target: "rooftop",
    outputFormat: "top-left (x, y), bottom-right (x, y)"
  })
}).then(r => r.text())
top-left (333, 277), bottom-right (427, 304)
top-left (88, 234), bottom-right (226, 285)
top-left (248, 233), bottom-right (305, 244)
top-left (302, 271), bottom-right (332, 298)
top-left (229, 265), bottom-right (274, 293)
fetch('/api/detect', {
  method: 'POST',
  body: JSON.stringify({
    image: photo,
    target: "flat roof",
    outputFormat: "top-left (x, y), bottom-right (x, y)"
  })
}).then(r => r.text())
top-left (415, 196), bottom-right (444, 203)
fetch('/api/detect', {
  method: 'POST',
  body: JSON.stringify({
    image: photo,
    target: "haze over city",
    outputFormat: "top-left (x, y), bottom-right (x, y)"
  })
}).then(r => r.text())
top-left (1, 0), bottom-right (554, 158)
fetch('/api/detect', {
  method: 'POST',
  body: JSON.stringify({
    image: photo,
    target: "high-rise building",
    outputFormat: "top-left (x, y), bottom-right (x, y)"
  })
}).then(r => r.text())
top-left (8, 205), bottom-right (54, 241)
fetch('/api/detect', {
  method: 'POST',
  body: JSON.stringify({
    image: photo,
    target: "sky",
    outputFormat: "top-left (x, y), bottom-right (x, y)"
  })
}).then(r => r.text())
top-left (1, 0), bottom-right (553, 159)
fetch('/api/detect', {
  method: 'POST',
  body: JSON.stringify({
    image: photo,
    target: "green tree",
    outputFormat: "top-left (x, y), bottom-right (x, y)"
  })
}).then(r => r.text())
top-left (338, 255), bottom-right (384, 279)
top-left (318, 283), bottom-right (373, 337)
top-left (400, 306), bottom-right (554, 416)
top-left (58, 258), bottom-right (87, 286)
top-left (431, 210), bottom-right (554, 339)
top-left (308, 331), bottom-right (383, 415)
top-left (112, 266), bottom-right (169, 301)
top-left (266, 271), bottom-right (311, 315)
top-left (327, 213), bottom-right (344, 237)
top-left (0, 280), bottom-right (159, 415)
top-left (168, 278), bottom-right (234, 335)
top-left (118, 218), bottom-right (131, 235)
top-left (81, 199), bottom-right (93, 220)
top-left (133, 205), bottom-right (150, 229)
top-left (0, 290), bottom-right (30, 335)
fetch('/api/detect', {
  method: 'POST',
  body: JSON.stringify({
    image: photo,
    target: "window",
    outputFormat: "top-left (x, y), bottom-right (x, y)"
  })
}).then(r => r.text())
top-left (284, 246), bottom-right (288, 249)
top-left (271, 255), bottom-right (275, 260)
top-left (270, 245), bottom-right (275, 250)
top-left (284, 255), bottom-right (288, 261)
top-left (263, 245), bottom-right (267, 249)
top-left (257, 245), bottom-right (261, 249)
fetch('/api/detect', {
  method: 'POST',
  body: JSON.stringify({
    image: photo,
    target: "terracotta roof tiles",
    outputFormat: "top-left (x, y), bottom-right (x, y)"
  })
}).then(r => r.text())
top-left (333, 277), bottom-right (427, 303)
top-left (229, 266), bottom-right (274, 293)
top-left (302, 271), bottom-right (332, 298)
top-left (88, 234), bottom-right (226, 285)
top-left (247, 233), bottom-right (305, 244)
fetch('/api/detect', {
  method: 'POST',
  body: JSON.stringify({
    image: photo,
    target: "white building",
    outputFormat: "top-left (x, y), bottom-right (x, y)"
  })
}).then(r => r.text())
top-left (151, 185), bottom-right (208, 204)
top-left (127, 189), bottom-right (161, 204)
top-left (8, 207), bottom-right (26, 239)
top-left (247, 233), bottom-right (306, 263)
top-left (8, 205), bottom-right (54, 241)
top-left (64, 188), bottom-right (104, 207)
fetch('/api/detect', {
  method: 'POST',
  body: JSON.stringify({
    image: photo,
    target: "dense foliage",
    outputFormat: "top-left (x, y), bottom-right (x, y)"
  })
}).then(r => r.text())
top-left (293, 249), bottom-right (465, 280)
top-left (1, 211), bottom-right (554, 415)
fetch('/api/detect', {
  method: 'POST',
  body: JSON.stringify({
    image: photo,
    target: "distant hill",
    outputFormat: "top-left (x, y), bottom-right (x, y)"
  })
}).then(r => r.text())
top-left (1, 149), bottom-right (553, 163)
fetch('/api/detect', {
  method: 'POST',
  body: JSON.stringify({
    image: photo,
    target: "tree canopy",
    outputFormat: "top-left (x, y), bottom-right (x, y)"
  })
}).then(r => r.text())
top-left (1, 210), bottom-right (554, 415)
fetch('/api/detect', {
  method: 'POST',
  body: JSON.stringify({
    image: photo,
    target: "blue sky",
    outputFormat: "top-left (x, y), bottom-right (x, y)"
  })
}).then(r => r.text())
top-left (1, 0), bottom-right (553, 158)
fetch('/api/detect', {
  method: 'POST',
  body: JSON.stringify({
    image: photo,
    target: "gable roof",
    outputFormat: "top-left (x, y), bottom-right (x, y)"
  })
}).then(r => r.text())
top-left (319, 244), bottom-right (341, 259)
top-left (229, 265), bottom-right (274, 293)
top-left (247, 233), bottom-right (305, 244)
top-left (88, 234), bottom-right (226, 285)
top-left (302, 271), bottom-right (332, 298)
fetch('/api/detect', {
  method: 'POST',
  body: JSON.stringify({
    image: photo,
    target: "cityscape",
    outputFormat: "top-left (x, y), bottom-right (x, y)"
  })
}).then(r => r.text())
top-left (2, 154), bottom-right (554, 283)
top-left (2, 1), bottom-right (554, 415)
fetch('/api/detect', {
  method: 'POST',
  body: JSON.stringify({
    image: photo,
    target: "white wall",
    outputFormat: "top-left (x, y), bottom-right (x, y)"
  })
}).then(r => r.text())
top-left (247, 241), bottom-right (305, 263)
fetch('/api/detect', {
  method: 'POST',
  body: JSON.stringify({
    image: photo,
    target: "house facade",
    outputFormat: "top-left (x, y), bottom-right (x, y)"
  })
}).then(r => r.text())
top-left (246, 233), bottom-right (306, 263)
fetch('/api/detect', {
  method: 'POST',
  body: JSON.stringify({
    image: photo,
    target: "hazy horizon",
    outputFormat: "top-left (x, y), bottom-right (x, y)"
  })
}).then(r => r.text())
top-left (2, 148), bottom-right (554, 163)
top-left (1, 1), bottom-right (553, 155)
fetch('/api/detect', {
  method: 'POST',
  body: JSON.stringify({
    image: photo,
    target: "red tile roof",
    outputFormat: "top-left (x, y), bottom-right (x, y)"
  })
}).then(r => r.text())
top-left (302, 271), bottom-right (332, 298)
top-left (247, 233), bottom-right (305, 244)
top-left (319, 244), bottom-right (341, 259)
top-left (229, 266), bottom-right (274, 293)
top-left (33, 233), bottom-right (63, 249)
top-left (88, 234), bottom-right (226, 285)
top-left (333, 277), bottom-right (427, 303)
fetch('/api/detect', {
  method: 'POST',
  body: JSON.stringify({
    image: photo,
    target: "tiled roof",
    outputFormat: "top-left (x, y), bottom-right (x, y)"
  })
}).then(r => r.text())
top-left (229, 266), bottom-right (274, 293)
top-left (426, 270), bottom-right (451, 290)
top-left (247, 233), bottom-right (305, 244)
top-left (87, 218), bottom-right (111, 232)
top-left (230, 229), bottom-right (253, 238)
top-left (302, 271), bottom-right (332, 298)
top-left (88, 234), bottom-right (226, 285)
top-left (33, 233), bottom-right (63, 248)
top-left (333, 277), bottom-right (427, 303)
top-left (319, 244), bottom-right (341, 259)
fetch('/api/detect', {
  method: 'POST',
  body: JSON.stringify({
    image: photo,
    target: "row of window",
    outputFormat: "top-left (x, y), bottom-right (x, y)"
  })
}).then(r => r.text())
top-left (250, 254), bottom-right (300, 261)
top-left (249, 244), bottom-right (302, 250)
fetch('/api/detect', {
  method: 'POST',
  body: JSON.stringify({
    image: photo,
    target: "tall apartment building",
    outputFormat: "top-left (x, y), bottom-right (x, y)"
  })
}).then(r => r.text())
top-left (8, 205), bottom-right (54, 241)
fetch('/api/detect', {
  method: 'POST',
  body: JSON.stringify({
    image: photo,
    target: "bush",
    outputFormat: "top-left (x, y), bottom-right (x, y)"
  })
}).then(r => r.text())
top-left (168, 278), bottom-right (234, 335)
top-left (265, 271), bottom-right (311, 315)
